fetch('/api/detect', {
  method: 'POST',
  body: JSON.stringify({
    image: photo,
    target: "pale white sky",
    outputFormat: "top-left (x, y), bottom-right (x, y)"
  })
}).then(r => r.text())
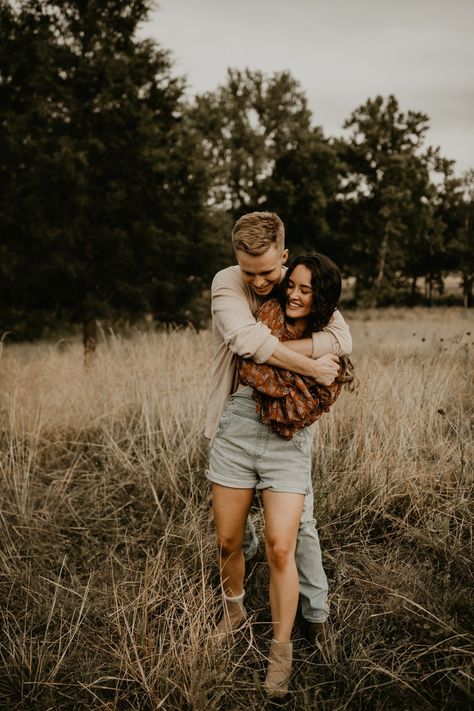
top-left (143, 0), bottom-right (474, 175)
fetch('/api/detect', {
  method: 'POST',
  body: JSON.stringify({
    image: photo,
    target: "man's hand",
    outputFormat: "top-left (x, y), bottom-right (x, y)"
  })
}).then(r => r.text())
top-left (308, 353), bottom-right (340, 386)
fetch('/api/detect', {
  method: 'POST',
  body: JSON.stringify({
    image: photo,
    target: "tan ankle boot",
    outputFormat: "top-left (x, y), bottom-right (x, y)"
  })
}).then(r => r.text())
top-left (264, 639), bottom-right (293, 698)
top-left (214, 592), bottom-right (246, 636)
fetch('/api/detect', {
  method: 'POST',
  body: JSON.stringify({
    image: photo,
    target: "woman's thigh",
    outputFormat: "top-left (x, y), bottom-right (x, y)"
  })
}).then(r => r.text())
top-left (262, 489), bottom-right (305, 550)
top-left (212, 483), bottom-right (255, 547)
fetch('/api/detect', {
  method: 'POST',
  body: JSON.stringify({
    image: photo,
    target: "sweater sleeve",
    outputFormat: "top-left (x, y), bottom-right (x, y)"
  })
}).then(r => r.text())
top-left (212, 269), bottom-right (279, 363)
top-left (311, 309), bottom-right (353, 358)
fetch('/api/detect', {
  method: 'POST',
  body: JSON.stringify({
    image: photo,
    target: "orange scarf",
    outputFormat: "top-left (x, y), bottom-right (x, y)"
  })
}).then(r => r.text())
top-left (237, 298), bottom-right (344, 439)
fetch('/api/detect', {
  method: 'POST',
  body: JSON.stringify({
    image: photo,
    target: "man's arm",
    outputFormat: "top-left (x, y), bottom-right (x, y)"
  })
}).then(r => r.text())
top-left (266, 344), bottom-right (339, 385)
top-left (283, 309), bottom-right (352, 358)
top-left (212, 268), bottom-right (340, 385)
top-left (212, 269), bottom-right (278, 363)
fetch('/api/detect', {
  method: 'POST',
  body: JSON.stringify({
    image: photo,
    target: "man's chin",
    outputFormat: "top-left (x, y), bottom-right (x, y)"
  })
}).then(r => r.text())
top-left (253, 285), bottom-right (278, 297)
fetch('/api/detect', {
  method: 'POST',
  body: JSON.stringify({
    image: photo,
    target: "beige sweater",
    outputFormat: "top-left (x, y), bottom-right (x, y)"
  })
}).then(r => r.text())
top-left (205, 265), bottom-right (352, 441)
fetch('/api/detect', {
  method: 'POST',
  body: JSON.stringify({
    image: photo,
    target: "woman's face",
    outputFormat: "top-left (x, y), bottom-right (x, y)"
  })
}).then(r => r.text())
top-left (285, 264), bottom-right (313, 319)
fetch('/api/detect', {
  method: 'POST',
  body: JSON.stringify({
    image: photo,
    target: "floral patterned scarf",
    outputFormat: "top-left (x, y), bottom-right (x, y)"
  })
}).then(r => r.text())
top-left (237, 298), bottom-right (349, 440)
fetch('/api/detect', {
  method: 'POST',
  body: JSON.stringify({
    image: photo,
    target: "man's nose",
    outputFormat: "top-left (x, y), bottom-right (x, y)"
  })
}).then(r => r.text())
top-left (253, 276), bottom-right (265, 288)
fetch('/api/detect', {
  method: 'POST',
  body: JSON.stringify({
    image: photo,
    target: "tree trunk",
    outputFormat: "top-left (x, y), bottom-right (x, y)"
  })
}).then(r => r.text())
top-left (83, 317), bottom-right (97, 367)
top-left (371, 229), bottom-right (390, 307)
top-left (425, 275), bottom-right (433, 306)
top-left (463, 272), bottom-right (473, 308)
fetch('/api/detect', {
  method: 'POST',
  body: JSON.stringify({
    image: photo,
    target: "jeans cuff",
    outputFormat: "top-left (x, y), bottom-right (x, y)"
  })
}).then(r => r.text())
top-left (304, 614), bottom-right (329, 623)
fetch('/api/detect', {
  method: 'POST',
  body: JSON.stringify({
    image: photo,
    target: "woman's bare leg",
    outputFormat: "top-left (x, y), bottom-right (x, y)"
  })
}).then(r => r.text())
top-left (262, 490), bottom-right (305, 643)
top-left (212, 484), bottom-right (254, 596)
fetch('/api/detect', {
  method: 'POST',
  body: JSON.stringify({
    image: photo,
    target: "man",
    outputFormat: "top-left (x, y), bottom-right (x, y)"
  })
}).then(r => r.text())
top-left (205, 211), bottom-right (352, 645)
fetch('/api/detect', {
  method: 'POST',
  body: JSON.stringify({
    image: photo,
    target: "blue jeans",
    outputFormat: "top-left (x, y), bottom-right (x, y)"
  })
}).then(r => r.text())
top-left (243, 478), bottom-right (329, 623)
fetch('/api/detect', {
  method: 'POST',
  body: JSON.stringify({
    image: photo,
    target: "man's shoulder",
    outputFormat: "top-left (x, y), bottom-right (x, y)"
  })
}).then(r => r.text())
top-left (212, 265), bottom-right (243, 290)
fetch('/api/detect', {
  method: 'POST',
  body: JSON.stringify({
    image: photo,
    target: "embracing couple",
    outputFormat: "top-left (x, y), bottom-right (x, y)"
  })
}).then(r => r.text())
top-left (204, 212), bottom-right (353, 699)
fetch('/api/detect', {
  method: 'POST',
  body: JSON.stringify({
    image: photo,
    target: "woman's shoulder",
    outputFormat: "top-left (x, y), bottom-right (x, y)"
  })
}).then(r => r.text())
top-left (256, 298), bottom-right (283, 317)
top-left (256, 298), bottom-right (285, 334)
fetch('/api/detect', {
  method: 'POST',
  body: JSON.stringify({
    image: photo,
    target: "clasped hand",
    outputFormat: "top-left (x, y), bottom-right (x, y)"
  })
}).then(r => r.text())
top-left (311, 353), bottom-right (340, 386)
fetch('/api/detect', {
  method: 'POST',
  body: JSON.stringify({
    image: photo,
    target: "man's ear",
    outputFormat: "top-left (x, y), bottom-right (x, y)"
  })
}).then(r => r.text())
top-left (281, 249), bottom-right (289, 265)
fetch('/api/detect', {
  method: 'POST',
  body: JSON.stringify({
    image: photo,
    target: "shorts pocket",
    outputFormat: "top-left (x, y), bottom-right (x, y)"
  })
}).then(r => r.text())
top-left (215, 409), bottom-right (233, 438)
top-left (291, 427), bottom-right (313, 454)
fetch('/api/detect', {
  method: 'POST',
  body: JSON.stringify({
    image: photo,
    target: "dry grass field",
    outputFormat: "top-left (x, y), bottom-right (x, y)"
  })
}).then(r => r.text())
top-left (0, 308), bottom-right (473, 710)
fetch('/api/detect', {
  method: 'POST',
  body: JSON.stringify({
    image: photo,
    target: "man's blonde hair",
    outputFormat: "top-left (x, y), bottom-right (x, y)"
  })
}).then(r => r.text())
top-left (232, 212), bottom-right (285, 256)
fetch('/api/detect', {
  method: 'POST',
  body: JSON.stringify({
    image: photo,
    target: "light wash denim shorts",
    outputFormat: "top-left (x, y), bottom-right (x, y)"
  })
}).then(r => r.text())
top-left (207, 387), bottom-right (314, 494)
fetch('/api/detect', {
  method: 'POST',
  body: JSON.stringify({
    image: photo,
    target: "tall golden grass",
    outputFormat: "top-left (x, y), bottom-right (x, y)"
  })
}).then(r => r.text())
top-left (0, 308), bottom-right (472, 709)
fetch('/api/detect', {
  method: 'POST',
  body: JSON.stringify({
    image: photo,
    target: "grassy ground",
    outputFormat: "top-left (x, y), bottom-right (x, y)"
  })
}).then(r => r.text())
top-left (0, 308), bottom-right (472, 710)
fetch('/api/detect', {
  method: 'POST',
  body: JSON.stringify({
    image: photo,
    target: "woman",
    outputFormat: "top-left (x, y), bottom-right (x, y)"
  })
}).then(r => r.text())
top-left (206, 253), bottom-right (353, 698)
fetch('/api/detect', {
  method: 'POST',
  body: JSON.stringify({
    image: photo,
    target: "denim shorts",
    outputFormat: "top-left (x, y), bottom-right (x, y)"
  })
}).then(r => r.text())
top-left (206, 387), bottom-right (314, 494)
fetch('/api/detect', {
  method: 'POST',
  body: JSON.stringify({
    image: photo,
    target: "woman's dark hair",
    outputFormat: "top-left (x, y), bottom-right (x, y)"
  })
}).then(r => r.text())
top-left (279, 252), bottom-right (342, 333)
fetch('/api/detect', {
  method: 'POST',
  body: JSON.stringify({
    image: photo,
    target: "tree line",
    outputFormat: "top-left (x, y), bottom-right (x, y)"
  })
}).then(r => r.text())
top-left (1, 0), bottom-right (473, 349)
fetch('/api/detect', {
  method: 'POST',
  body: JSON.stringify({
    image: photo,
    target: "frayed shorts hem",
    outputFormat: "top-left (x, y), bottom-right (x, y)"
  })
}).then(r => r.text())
top-left (206, 469), bottom-right (255, 490)
top-left (206, 468), bottom-right (308, 495)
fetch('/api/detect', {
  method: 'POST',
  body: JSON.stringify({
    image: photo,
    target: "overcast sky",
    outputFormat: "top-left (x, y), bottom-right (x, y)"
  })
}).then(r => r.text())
top-left (143, 0), bottom-right (474, 175)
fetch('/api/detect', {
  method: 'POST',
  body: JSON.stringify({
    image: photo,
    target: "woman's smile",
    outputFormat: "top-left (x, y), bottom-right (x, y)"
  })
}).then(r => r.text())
top-left (285, 264), bottom-right (313, 319)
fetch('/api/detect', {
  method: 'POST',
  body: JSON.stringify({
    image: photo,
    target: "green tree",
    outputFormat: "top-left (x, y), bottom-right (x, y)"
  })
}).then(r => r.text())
top-left (441, 169), bottom-right (474, 307)
top-left (459, 170), bottom-right (474, 307)
top-left (0, 0), bottom-right (217, 351)
top-left (189, 68), bottom-right (313, 217)
top-left (340, 95), bottom-right (446, 305)
top-left (262, 130), bottom-right (343, 258)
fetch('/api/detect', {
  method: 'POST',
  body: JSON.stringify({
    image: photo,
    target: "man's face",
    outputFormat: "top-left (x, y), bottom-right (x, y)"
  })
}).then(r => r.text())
top-left (236, 245), bottom-right (289, 297)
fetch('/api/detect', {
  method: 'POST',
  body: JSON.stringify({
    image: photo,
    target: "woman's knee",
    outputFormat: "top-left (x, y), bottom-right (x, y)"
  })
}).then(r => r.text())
top-left (216, 533), bottom-right (243, 558)
top-left (265, 538), bottom-right (295, 571)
